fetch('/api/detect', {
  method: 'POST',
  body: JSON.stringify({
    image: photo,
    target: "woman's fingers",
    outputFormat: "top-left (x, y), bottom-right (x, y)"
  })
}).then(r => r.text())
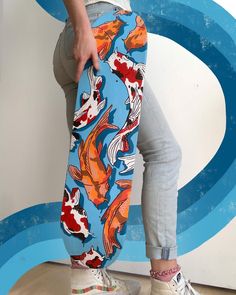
top-left (73, 35), bottom-right (100, 82)
top-left (92, 50), bottom-right (100, 71)
top-left (74, 50), bottom-right (99, 82)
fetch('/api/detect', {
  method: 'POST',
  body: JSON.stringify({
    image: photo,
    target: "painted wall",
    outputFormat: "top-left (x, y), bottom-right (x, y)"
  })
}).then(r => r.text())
top-left (0, 0), bottom-right (236, 293)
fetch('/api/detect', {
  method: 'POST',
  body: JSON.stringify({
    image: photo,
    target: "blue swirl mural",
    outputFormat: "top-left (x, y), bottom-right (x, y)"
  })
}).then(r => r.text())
top-left (1, 0), bottom-right (236, 293)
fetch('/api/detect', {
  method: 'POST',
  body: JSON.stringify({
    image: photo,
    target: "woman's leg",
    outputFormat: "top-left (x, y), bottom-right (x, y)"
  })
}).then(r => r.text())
top-left (52, 1), bottom-right (129, 268)
top-left (53, 5), bottom-right (202, 293)
top-left (53, 0), bottom-right (182, 269)
top-left (137, 78), bottom-right (182, 275)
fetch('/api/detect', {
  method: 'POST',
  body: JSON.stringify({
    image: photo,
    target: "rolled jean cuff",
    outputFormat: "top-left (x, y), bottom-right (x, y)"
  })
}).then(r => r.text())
top-left (146, 244), bottom-right (178, 260)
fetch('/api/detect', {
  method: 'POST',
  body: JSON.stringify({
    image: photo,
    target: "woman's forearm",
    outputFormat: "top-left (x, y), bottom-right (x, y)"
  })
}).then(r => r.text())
top-left (63, 0), bottom-right (91, 34)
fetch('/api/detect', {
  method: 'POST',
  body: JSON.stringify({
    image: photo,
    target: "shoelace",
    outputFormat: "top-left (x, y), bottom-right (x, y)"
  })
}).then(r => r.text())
top-left (91, 269), bottom-right (118, 288)
top-left (176, 277), bottom-right (198, 295)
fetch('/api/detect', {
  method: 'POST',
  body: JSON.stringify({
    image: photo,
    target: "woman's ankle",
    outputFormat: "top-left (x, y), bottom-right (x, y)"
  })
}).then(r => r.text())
top-left (150, 263), bottom-right (181, 282)
top-left (150, 258), bottom-right (178, 272)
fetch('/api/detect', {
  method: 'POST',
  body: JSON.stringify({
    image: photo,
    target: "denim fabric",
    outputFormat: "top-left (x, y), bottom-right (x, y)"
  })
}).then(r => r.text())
top-left (83, 0), bottom-right (131, 11)
top-left (53, 1), bottom-right (182, 260)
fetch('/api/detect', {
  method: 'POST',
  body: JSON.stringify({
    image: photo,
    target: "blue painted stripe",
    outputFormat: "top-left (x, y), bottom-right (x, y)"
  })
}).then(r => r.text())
top-left (0, 202), bottom-right (61, 245)
top-left (0, 222), bottom-right (61, 266)
top-left (176, 0), bottom-right (236, 43)
top-left (119, 183), bottom-right (236, 261)
top-left (0, 239), bottom-right (68, 295)
top-left (35, 0), bottom-right (67, 22)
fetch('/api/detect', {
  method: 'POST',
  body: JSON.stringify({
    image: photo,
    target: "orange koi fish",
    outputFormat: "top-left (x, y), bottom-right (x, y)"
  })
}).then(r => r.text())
top-left (92, 18), bottom-right (125, 60)
top-left (101, 179), bottom-right (132, 257)
top-left (68, 105), bottom-right (119, 208)
top-left (124, 15), bottom-right (147, 52)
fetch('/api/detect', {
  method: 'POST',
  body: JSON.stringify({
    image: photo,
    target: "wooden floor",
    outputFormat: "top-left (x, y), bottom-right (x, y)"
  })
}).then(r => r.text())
top-left (10, 262), bottom-right (236, 295)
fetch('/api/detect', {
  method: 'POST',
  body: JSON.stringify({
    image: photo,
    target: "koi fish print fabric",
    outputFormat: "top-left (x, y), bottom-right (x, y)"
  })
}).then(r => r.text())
top-left (60, 8), bottom-right (148, 269)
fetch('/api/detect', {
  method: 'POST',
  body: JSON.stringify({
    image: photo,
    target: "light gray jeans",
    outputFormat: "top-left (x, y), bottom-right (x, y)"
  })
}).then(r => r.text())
top-left (53, 1), bottom-right (182, 261)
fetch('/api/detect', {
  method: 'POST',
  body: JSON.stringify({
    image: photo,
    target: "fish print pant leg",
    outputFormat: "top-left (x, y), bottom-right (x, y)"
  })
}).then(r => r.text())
top-left (52, 2), bottom-right (128, 268)
top-left (137, 78), bottom-right (182, 260)
top-left (52, 1), bottom-right (182, 263)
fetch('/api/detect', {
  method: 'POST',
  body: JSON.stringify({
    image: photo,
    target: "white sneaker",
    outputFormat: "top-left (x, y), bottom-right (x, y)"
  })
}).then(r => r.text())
top-left (150, 269), bottom-right (201, 295)
top-left (70, 267), bottom-right (141, 294)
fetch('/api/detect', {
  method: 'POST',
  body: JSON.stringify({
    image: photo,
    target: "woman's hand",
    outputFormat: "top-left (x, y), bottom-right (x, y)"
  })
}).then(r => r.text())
top-left (62, 0), bottom-right (100, 83)
top-left (73, 26), bottom-right (99, 83)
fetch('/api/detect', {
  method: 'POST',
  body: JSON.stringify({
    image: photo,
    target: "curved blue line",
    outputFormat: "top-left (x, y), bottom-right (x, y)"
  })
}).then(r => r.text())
top-left (0, 202), bottom-right (61, 245)
top-left (177, 157), bottom-right (236, 232)
top-left (0, 239), bottom-right (68, 295)
top-left (119, 182), bottom-right (236, 261)
top-left (1, 178), bottom-right (236, 292)
top-left (35, 0), bottom-right (68, 22)
top-left (134, 0), bottom-right (236, 69)
top-left (176, 0), bottom-right (236, 44)
top-left (0, 222), bottom-right (61, 266)
top-left (136, 9), bottom-right (236, 212)
top-left (2, 171), bottom-right (236, 263)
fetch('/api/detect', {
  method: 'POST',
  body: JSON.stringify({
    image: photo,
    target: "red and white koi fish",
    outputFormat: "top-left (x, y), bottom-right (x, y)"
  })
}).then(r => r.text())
top-left (70, 245), bottom-right (106, 269)
top-left (106, 50), bottom-right (146, 165)
top-left (73, 65), bottom-right (106, 130)
top-left (60, 187), bottom-right (95, 242)
top-left (117, 154), bottom-right (136, 174)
